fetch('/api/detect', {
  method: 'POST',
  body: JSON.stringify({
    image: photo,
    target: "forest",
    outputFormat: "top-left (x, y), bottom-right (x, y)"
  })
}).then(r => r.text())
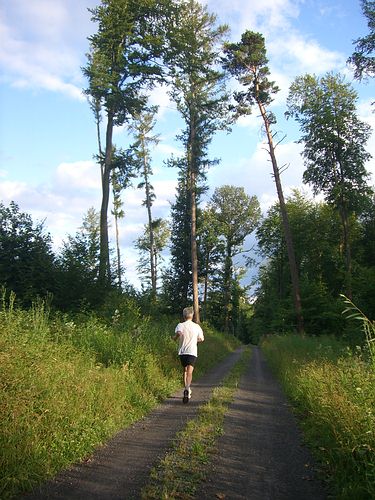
top-left (1, 0), bottom-right (374, 341)
top-left (0, 0), bottom-right (374, 498)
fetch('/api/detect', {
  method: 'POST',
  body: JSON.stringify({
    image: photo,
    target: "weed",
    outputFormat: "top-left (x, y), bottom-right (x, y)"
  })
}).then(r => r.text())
top-left (262, 335), bottom-right (375, 499)
top-left (0, 297), bottom-right (239, 499)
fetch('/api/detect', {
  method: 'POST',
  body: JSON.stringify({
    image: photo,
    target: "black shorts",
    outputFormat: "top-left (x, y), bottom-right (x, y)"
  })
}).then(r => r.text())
top-left (179, 354), bottom-right (197, 367)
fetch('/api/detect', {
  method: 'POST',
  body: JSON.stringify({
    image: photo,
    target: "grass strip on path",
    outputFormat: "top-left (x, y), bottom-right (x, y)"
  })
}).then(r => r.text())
top-left (141, 347), bottom-right (251, 500)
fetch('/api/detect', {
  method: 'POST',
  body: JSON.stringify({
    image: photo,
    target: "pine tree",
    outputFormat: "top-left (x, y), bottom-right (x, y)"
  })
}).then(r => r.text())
top-left (164, 0), bottom-right (229, 322)
top-left (129, 108), bottom-right (160, 299)
top-left (223, 30), bottom-right (304, 334)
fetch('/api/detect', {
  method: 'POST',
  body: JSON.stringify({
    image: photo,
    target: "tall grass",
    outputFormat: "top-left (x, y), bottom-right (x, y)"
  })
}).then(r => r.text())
top-left (0, 294), bottom-right (239, 499)
top-left (262, 334), bottom-right (375, 499)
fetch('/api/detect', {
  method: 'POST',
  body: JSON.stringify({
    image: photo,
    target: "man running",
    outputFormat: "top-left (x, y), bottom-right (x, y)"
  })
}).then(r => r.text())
top-left (173, 307), bottom-right (204, 404)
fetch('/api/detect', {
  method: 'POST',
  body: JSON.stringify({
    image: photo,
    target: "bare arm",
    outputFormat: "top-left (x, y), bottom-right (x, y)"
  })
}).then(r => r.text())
top-left (172, 331), bottom-right (181, 341)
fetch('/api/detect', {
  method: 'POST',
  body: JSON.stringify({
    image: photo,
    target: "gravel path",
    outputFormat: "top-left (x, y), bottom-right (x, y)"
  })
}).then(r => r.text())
top-left (24, 348), bottom-right (245, 500)
top-left (195, 346), bottom-right (327, 500)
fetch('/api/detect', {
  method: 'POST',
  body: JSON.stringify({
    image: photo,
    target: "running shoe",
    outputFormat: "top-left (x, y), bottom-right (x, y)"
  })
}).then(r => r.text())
top-left (183, 389), bottom-right (189, 404)
top-left (188, 388), bottom-right (192, 399)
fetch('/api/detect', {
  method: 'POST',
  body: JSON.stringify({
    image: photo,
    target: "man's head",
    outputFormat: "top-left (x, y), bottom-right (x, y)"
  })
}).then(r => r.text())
top-left (183, 307), bottom-right (194, 320)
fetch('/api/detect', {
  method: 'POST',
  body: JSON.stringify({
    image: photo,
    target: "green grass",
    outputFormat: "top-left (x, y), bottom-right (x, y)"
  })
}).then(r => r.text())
top-left (141, 347), bottom-right (251, 499)
top-left (0, 296), bottom-right (239, 499)
top-left (262, 334), bottom-right (375, 499)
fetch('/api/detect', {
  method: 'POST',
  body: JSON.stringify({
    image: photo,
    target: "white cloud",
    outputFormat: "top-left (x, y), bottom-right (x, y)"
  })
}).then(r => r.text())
top-left (0, 0), bottom-right (94, 99)
top-left (207, 137), bottom-right (305, 210)
top-left (155, 143), bottom-right (183, 157)
top-left (269, 34), bottom-right (345, 76)
top-left (55, 160), bottom-right (101, 190)
top-left (149, 84), bottom-right (176, 119)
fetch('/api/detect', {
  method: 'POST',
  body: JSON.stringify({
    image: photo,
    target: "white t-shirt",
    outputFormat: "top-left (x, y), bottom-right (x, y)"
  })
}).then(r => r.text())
top-left (175, 319), bottom-right (204, 357)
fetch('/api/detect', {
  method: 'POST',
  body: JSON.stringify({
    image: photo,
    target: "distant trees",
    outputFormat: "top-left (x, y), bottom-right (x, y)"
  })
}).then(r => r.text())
top-left (129, 108), bottom-right (160, 299)
top-left (135, 218), bottom-right (169, 294)
top-left (208, 186), bottom-right (260, 332)
top-left (287, 72), bottom-right (372, 298)
top-left (0, 202), bottom-right (55, 305)
top-left (251, 191), bottom-right (375, 341)
top-left (56, 208), bottom-right (101, 309)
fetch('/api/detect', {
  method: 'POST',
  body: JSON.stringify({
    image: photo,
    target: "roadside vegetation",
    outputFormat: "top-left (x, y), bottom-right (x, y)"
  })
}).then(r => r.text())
top-left (262, 332), bottom-right (375, 499)
top-left (1, 1), bottom-right (374, 499)
top-left (142, 347), bottom-right (251, 499)
top-left (0, 292), bottom-right (239, 499)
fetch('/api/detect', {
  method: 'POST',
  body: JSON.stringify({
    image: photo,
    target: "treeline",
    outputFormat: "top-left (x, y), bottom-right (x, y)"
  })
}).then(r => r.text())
top-left (1, 0), bottom-right (374, 342)
top-left (252, 191), bottom-right (375, 342)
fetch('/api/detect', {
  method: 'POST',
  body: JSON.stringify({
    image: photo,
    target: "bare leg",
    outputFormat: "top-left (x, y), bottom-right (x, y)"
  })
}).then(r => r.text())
top-left (185, 365), bottom-right (194, 388)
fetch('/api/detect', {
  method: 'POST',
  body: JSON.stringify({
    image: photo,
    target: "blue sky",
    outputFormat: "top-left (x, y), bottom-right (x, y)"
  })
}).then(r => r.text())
top-left (0, 0), bottom-right (374, 288)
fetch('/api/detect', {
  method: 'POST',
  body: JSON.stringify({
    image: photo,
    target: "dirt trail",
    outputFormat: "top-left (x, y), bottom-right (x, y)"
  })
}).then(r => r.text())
top-left (24, 348), bottom-right (245, 500)
top-left (195, 346), bottom-right (327, 499)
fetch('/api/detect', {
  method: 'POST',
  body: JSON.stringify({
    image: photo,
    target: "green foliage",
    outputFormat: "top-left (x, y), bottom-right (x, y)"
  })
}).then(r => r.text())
top-left (55, 208), bottom-right (102, 309)
top-left (262, 334), bottom-right (375, 499)
top-left (252, 191), bottom-right (375, 339)
top-left (342, 294), bottom-right (375, 368)
top-left (287, 72), bottom-right (372, 213)
top-left (165, 0), bottom-right (230, 162)
top-left (135, 218), bottom-right (170, 290)
top-left (0, 201), bottom-right (56, 306)
top-left (0, 292), bottom-right (239, 499)
top-left (202, 186), bottom-right (260, 333)
top-left (223, 30), bottom-right (280, 112)
top-left (348, 0), bottom-right (375, 80)
top-left (161, 163), bottom-right (192, 311)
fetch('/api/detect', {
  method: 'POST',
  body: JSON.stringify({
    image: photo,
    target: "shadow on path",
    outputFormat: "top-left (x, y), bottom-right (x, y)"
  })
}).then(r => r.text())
top-left (195, 346), bottom-right (327, 500)
top-left (24, 348), bottom-right (245, 500)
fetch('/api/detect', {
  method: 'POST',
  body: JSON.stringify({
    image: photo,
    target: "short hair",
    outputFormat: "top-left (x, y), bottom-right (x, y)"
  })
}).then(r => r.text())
top-left (183, 307), bottom-right (194, 319)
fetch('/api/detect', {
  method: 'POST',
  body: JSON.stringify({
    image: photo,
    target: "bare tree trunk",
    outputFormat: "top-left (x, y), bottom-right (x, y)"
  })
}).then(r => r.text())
top-left (340, 203), bottom-right (352, 299)
top-left (114, 210), bottom-right (122, 290)
top-left (202, 250), bottom-right (209, 322)
top-left (190, 168), bottom-right (200, 323)
top-left (258, 101), bottom-right (304, 334)
top-left (140, 134), bottom-right (157, 299)
top-left (99, 110), bottom-right (113, 286)
top-left (187, 104), bottom-right (200, 324)
top-left (223, 241), bottom-right (232, 333)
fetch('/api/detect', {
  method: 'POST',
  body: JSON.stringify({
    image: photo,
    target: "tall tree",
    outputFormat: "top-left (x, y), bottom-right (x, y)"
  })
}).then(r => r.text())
top-left (83, 0), bottom-right (167, 286)
top-left (348, 0), bottom-right (375, 79)
top-left (135, 218), bottom-right (170, 292)
top-left (129, 108), bottom-right (160, 299)
top-left (208, 185), bottom-right (260, 332)
top-left (198, 207), bottom-right (225, 321)
top-left (162, 160), bottom-right (192, 311)
top-left (223, 31), bottom-right (305, 334)
top-left (111, 169), bottom-right (125, 289)
top-left (165, 0), bottom-right (229, 323)
top-left (286, 72), bottom-right (372, 297)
